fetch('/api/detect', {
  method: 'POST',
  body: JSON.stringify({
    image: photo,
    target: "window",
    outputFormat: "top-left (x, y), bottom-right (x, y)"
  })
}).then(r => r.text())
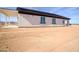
top-left (63, 20), bottom-right (65, 24)
top-left (40, 16), bottom-right (46, 24)
top-left (52, 18), bottom-right (56, 24)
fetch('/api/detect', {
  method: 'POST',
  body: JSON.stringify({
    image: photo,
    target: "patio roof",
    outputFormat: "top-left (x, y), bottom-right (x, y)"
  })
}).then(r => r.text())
top-left (0, 9), bottom-right (18, 16)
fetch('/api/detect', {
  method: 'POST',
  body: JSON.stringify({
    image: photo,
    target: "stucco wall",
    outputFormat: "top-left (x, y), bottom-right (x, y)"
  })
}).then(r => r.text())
top-left (45, 17), bottom-right (52, 25)
top-left (17, 14), bottom-right (32, 27)
top-left (17, 14), bottom-right (65, 27)
top-left (56, 18), bottom-right (64, 25)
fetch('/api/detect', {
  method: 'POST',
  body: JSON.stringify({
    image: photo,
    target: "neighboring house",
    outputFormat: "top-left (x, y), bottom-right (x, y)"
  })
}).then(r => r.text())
top-left (0, 7), bottom-right (70, 28)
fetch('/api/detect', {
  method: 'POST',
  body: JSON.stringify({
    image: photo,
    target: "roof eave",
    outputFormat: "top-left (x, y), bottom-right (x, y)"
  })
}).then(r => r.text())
top-left (17, 7), bottom-right (70, 20)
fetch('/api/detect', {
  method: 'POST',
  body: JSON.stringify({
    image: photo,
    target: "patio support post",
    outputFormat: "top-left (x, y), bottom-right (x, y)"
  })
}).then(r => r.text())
top-left (5, 15), bottom-right (8, 26)
top-left (8, 16), bottom-right (10, 25)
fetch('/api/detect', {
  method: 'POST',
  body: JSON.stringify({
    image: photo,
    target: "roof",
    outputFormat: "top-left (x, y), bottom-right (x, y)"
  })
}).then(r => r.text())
top-left (0, 8), bottom-right (18, 16)
top-left (17, 7), bottom-right (70, 20)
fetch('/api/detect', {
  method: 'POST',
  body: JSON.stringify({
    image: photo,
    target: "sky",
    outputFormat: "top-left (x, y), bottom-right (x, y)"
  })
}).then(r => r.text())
top-left (1, 7), bottom-right (79, 24)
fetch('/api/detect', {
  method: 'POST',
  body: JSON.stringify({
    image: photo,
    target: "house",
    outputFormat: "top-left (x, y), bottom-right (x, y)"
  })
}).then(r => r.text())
top-left (17, 7), bottom-right (70, 27)
top-left (0, 7), bottom-right (70, 28)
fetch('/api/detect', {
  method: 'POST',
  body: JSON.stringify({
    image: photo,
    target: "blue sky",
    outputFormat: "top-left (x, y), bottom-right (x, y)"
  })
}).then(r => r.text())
top-left (1, 7), bottom-right (79, 24)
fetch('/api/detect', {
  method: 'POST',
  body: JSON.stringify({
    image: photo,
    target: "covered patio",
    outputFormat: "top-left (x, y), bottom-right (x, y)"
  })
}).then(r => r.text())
top-left (0, 8), bottom-right (18, 28)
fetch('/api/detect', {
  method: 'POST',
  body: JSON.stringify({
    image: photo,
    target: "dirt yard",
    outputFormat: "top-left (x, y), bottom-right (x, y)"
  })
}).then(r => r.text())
top-left (0, 25), bottom-right (79, 52)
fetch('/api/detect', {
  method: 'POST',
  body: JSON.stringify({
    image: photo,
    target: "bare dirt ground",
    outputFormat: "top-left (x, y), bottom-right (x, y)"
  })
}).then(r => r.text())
top-left (0, 25), bottom-right (79, 52)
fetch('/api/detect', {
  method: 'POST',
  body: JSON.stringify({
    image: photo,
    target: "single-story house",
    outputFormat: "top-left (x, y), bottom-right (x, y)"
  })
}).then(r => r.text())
top-left (0, 7), bottom-right (70, 28)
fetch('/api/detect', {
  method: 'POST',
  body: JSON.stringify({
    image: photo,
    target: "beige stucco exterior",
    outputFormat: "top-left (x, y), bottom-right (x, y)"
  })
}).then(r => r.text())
top-left (56, 18), bottom-right (64, 25)
top-left (17, 14), bottom-right (67, 27)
